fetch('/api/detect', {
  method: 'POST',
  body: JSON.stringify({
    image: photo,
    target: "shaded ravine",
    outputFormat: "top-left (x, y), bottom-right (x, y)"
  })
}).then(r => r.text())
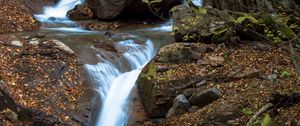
top-left (33, 0), bottom-right (172, 126)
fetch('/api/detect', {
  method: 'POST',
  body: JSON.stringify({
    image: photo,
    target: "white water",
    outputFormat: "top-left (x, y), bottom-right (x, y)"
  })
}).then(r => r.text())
top-left (148, 20), bottom-right (173, 32)
top-left (35, 0), bottom-right (159, 125)
top-left (35, 0), bottom-right (84, 22)
top-left (85, 40), bottom-right (155, 126)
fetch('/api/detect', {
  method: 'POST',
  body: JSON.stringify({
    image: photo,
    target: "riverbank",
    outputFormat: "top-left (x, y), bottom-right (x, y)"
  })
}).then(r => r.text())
top-left (135, 1), bottom-right (300, 125)
top-left (0, 33), bottom-right (94, 125)
top-left (137, 41), bottom-right (300, 126)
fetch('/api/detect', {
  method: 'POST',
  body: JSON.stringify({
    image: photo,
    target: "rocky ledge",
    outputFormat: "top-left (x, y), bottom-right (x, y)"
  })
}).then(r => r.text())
top-left (0, 34), bottom-right (93, 125)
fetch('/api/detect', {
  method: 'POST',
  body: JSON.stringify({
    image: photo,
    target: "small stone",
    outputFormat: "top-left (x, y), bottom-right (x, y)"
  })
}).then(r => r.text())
top-left (253, 42), bottom-right (270, 51)
top-left (30, 37), bottom-right (38, 41)
top-left (183, 43), bottom-right (191, 47)
top-left (208, 56), bottom-right (224, 63)
top-left (267, 73), bottom-right (277, 81)
top-left (189, 88), bottom-right (222, 107)
top-left (51, 39), bottom-right (74, 54)
top-left (23, 35), bottom-right (31, 39)
top-left (29, 40), bottom-right (39, 45)
top-left (233, 69), bottom-right (261, 79)
top-left (11, 40), bottom-right (22, 47)
top-left (196, 80), bottom-right (207, 87)
top-left (166, 94), bottom-right (190, 118)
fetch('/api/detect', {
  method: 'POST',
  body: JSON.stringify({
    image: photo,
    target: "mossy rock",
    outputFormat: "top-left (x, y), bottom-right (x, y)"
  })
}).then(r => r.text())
top-left (137, 61), bottom-right (196, 117)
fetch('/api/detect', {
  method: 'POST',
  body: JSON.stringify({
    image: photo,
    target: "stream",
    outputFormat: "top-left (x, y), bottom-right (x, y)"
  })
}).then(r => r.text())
top-left (33, 0), bottom-right (173, 125)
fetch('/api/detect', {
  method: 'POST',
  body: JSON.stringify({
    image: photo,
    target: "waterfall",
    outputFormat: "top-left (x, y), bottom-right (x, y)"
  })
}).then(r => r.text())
top-left (85, 40), bottom-right (155, 126)
top-left (35, 0), bottom-right (159, 125)
top-left (34, 0), bottom-right (84, 22)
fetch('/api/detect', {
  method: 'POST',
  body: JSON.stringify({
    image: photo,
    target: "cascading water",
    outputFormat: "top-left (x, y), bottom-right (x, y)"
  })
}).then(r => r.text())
top-left (34, 0), bottom-right (166, 125)
top-left (34, 0), bottom-right (91, 33)
top-left (85, 40), bottom-right (155, 126)
top-left (35, 0), bottom-right (84, 22)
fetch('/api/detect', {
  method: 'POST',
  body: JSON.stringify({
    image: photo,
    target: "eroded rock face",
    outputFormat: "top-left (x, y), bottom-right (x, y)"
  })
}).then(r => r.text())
top-left (86, 0), bottom-right (182, 20)
top-left (0, 0), bottom-right (40, 34)
top-left (67, 4), bottom-right (94, 20)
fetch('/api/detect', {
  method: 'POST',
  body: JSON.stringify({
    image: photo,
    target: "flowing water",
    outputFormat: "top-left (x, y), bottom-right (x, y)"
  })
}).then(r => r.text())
top-left (34, 0), bottom-right (173, 125)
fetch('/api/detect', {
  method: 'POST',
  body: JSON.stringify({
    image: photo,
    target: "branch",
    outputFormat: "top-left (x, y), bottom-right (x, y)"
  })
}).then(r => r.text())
top-left (246, 103), bottom-right (274, 126)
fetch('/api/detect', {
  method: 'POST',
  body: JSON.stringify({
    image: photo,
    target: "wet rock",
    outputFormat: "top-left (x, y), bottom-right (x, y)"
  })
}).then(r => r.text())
top-left (80, 21), bottom-right (124, 31)
top-left (189, 88), bottom-right (222, 107)
top-left (50, 39), bottom-right (74, 54)
top-left (11, 40), bottom-right (23, 47)
top-left (166, 94), bottom-right (190, 118)
top-left (67, 4), bottom-right (94, 20)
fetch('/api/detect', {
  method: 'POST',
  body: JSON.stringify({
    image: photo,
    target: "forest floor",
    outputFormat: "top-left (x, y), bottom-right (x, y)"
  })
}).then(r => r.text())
top-left (139, 41), bottom-right (300, 126)
top-left (0, 34), bottom-right (91, 125)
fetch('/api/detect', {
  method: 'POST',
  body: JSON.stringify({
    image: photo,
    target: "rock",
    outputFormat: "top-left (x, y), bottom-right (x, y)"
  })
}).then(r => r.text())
top-left (196, 80), bottom-right (207, 87)
top-left (183, 88), bottom-right (196, 98)
top-left (253, 42), bottom-right (270, 51)
top-left (188, 106), bottom-right (199, 113)
top-left (137, 62), bottom-right (180, 117)
top-left (267, 73), bottom-right (278, 81)
top-left (189, 88), bottom-right (222, 107)
top-left (87, 0), bottom-right (182, 19)
top-left (166, 94), bottom-right (190, 118)
top-left (208, 56), bottom-right (225, 64)
top-left (67, 4), bottom-right (94, 20)
top-left (11, 40), bottom-right (23, 47)
top-left (29, 40), bottom-right (39, 46)
top-left (51, 39), bottom-right (74, 54)
top-left (191, 46), bottom-right (214, 53)
top-left (233, 69), bottom-right (261, 79)
top-left (173, 94), bottom-right (190, 109)
top-left (197, 56), bottom-right (224, 66)
top-left (155, 43), bottom-right (198, 63)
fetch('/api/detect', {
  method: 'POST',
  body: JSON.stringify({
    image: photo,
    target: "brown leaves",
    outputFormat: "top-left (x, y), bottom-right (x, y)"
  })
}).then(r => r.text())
top-left (0, 35), bottom-right (83, 125)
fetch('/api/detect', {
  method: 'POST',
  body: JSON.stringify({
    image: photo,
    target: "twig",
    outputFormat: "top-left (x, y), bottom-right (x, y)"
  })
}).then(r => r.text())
top-left (246, 103), bottom-right (274, 126)
top-left (290, 43), bottom-right (300, 75)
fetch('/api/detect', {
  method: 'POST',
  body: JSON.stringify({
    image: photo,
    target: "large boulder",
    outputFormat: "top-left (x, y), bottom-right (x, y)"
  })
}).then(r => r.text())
top-left (137, 43), bottom-right (205, 117)
top-left (67, 4), bottom-right (94, 20)
top-left (86, 0), bottom-right (182, 20)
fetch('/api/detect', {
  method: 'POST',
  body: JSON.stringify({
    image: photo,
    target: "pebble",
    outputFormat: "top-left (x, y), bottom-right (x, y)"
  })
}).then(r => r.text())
top-left (11, 40), bottom-right (23, 47)
top-left (29, 40), bottom-right (39, 45)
